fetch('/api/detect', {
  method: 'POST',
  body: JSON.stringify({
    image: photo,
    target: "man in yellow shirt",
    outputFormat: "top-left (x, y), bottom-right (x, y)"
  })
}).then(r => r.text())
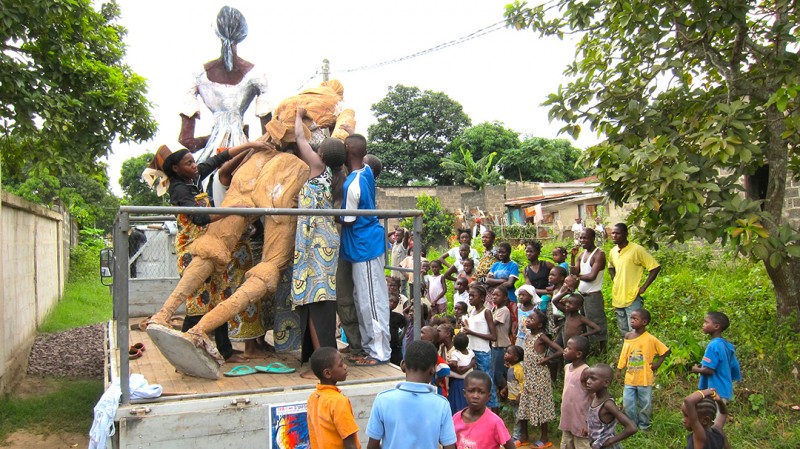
top-left (608, 223), bottom-right (661, 335)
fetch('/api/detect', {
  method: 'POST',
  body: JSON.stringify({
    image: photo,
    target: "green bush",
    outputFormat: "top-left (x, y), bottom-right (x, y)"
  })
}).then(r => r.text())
top-left (68, 228), bottom-right (105, 282)
top-left (400, 194), bottom-right (455, 250)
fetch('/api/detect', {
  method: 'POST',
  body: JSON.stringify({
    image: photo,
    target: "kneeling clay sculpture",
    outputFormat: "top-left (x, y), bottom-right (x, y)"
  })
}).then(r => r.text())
top-left (147, 141), bottom-right (309, 379)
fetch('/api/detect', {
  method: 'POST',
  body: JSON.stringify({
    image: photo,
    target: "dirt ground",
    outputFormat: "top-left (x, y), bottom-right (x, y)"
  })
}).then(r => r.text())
top-left (1, 430), bottom-right (88, 449)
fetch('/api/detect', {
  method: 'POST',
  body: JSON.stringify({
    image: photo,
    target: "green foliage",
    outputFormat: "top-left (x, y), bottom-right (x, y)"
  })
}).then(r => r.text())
top-left (505, 0), bottom-right (800, 327)
top-left (440, 147), bottom-right (502, 190)
top-left (5, 168), bottom-right (120, 231)
top-left (368, 84), bottom-right (471, 186)
top-left (400, 194), bottom-right (455, 250)
top-left (119, 152), bottom-right (169, 206)
top-left (0, 0), bottom-right (157, 179)
top-left (500, 136), bottom-right (586, 182)
top-left (448, 121), bottom-right (521, 165)
top-left (0, 379), bottom-right (103, 440)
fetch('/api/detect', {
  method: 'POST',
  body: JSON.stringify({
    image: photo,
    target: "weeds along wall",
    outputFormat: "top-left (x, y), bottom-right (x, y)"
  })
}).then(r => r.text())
top-left (0, 191), bottom-right (75, 394)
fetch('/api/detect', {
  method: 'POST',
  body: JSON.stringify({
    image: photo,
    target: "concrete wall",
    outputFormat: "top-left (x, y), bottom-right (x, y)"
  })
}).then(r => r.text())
top-left (0, 192), bottom-right (71, 393)
top-left (783, 178), bottom-right (800, 225)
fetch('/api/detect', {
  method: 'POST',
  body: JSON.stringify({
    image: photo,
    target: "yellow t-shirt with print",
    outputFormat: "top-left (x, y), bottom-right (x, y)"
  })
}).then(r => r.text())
top-left (609, 242), bottom-right (660, 308)
top-left (617, 331), bottom-right (669, 386)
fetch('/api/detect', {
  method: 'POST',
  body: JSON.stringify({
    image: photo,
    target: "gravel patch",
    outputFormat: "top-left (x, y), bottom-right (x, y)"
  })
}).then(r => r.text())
top-left (26, 323), bottom-right (106, 378)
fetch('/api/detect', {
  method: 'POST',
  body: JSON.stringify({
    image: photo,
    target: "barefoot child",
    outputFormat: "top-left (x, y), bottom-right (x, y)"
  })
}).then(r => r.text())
top-left (307, 347), bottom-right (360, 449)
top-left (585, 364), bottom-right (637, 449)
top-left (518, 310), bottom-right (563, 448)
top-left (448, 332), bottom-right (476, 414)
top-left (499, 345), bottom-right (525, 446)
top-left (617, 308), bottom-right (670, 430)
top-left (559, 336), bottom-right (592, 449)
top-left (682, 388), bottom-right (730, 449)
top-left (461, 283), bottom-right (499, 410)
top-left (453, 371), bottom-right (515, 449)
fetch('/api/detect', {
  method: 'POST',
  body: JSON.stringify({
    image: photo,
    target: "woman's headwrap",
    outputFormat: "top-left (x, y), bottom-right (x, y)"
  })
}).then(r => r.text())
top-left (141, 145), bottom-right (189, 196)
top-left (215, 6), bottom-right (248, 72)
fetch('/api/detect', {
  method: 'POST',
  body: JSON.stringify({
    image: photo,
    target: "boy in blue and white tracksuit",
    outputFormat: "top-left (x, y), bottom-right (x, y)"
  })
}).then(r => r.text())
top-left (340, 134), bottom-right (391, 364)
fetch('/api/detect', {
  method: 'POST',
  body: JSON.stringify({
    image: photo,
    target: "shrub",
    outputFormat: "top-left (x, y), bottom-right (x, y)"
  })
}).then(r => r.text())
top-left (400, 194), bottom-right (455, 250)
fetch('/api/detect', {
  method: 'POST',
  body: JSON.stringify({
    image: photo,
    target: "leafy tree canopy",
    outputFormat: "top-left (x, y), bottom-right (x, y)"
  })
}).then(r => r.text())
top-left (506, 0), bottom-right (800, 327)
top-left (448, 121), bottom-right (520, 163)
top-left (500, 136), bottom-right (586, 182)
top-left (368, 85), bottom-right (471, 186)
top-left (0, 0), bottom-right (157, 180)
top-left (119, 152), bottom-right (168, 207)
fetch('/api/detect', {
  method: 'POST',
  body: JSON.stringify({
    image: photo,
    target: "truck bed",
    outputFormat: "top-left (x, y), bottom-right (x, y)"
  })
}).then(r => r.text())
top-left (119, 317), bottom-right (402, 396)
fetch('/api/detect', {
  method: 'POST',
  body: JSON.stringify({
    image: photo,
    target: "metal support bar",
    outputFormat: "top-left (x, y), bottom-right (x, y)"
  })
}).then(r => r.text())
top-left (114, 212), bottom-right (131, 404)
top-left (412, 215), bottom-right (423, 340)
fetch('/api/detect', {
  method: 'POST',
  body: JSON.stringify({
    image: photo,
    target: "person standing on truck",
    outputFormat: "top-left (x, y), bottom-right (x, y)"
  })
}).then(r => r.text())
top-left (146, 141), bottom-right (268, 362)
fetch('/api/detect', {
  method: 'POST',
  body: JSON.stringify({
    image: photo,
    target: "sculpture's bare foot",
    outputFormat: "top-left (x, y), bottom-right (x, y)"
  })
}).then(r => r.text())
top-left (146, 310), bottom-right (171, 329)
top-left (145, 324), bottom-right (222, 379)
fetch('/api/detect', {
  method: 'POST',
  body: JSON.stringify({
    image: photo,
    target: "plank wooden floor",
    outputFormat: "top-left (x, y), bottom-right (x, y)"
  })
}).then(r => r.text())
top-left (117, 318), bottom-right (403, 397)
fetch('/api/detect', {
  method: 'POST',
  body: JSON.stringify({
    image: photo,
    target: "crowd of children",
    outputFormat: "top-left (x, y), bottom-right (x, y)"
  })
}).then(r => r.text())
top-left (307, 230), bottom-right (740, 449)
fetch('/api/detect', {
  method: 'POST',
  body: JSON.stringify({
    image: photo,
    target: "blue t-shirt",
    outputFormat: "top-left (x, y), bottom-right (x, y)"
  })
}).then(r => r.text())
top-left (490, 260), bottom-right (520, 302)
top-left (698, 337), bottom-right (741, 400)
top-left (366, 381), bottom-right (457, 449)
top-left (340, 165), bottom-right (386, 263)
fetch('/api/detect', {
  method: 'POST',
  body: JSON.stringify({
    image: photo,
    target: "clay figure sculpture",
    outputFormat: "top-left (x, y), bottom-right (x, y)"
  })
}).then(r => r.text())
top-left (264, 79), bottom-right (355, 150)
top-left (146, 138), bottom-right (310, 379)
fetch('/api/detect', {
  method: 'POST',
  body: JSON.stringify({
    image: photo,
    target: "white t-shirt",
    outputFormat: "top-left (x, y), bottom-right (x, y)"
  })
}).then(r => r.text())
top-left (447, 347), bottom-right (475, 379)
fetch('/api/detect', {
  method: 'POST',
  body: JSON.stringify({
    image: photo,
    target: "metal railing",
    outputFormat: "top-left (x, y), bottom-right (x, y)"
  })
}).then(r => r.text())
top-left (112, 205), bottom-right (424, 403)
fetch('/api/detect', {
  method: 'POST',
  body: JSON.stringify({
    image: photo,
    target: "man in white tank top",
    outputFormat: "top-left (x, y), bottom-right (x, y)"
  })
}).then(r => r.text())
top-left (570, 228), bottom-right (608, 351)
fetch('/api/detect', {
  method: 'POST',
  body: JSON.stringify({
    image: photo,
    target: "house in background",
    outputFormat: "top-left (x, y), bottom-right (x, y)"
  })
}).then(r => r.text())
top-left (503, 176), bottom-right (630, 239)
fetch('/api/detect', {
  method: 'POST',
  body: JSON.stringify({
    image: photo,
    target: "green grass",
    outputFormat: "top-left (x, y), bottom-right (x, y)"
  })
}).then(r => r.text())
top-left (39, 277), bottom-right (112, 333)
top-left (0, 379), bottom-right (103, 440)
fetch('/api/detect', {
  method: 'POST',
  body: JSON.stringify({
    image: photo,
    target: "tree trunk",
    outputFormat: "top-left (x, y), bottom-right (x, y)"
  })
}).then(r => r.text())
top-left (763, 258), bottom-right (800, 331)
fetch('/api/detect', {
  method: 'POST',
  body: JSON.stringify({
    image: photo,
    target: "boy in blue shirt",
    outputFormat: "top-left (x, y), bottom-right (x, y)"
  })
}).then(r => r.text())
top-left (340, 134), bottom-right (390, 365)
top-left (366, 341), bottom-right (457, 449)
top-left (691, 312), bottom-right (741, 401)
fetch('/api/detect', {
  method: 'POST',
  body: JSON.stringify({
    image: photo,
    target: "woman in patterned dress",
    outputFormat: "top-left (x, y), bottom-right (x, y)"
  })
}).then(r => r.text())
top-left (518, 309), bottom-right (563, 448)
top-left (289, 107), bottom-right (348, 377)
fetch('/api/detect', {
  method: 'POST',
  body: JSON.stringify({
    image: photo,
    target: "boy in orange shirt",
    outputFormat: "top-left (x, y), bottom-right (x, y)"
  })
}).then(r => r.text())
top-left (307, 347), bottom-right (360, 449)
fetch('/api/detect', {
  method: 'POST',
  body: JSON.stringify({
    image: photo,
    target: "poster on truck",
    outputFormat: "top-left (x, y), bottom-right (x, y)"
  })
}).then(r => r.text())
top-left (268, 401), bottom-right (310, 449)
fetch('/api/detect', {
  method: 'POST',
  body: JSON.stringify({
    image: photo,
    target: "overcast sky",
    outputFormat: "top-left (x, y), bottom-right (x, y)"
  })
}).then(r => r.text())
top-left (107, 0), bottom-right (599, 194)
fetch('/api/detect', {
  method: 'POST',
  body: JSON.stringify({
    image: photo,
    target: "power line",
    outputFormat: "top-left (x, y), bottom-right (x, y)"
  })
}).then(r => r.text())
top-left (335, 21), bottom-right (506, 74)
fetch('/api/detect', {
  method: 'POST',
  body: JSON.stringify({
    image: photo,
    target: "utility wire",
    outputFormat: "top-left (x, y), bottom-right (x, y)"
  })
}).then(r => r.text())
top-left (335, 21), bottom-right (506, 74)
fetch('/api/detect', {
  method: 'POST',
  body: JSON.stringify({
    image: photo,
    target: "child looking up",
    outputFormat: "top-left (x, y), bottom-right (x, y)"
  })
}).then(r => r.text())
top-left (491, 287), bottom-right (513, 396)
top-left (307, 347), bottom-right (360, 449)
top-left (682, 388), bottom-right (730, 449)
top-left (453, 371), bottom-right (515, 449)
top-left (428, 259), bottom-right (448, 315)
top-left (366, 341), bottom-right (457, 449)
top-left (514, 285), bottom-right (540, 348)
top-left (617, 308), bottom-right (670, 430)
top-left (559, 336), bottom-right (592, 449)
top-left (554, 292), bottom-right (602, 345)
top-left (453, 277), bottom-right (470, 308)
top-left (499, 345), bottom-right (525, 446)
top-left (691, 312), bottom-right (741, 402)
top-left (518, 310), bottom-right (562, 449)
top-left (585, 364), bottom-right (638, 449)
top-left (448, 332), bottom-right (476, 414)
top-left (461, 283), bottom-right (499, 410)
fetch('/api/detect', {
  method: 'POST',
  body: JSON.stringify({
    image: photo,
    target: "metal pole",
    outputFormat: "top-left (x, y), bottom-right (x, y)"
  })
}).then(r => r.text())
top-left (114, 211), bottom-right (131, 404)
top-left (412, 215), bottom-right (423, 340)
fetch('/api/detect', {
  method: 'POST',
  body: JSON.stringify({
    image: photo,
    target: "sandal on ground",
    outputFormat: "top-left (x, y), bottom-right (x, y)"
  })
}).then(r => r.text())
top-left (131, 342), bottom-right (145, 352)
top-left (531, 441), bottom-right (552, 449)
top-left (223, 365), bottom-right (257, 377)
top-left (128, 348), bottom-right (143, 360)
top-left (354, 357), bottom-right (387, 366)
top-left (514, 441), bottom-right (530, 448)
top-left (254, 362), bottom-right (296, 374)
